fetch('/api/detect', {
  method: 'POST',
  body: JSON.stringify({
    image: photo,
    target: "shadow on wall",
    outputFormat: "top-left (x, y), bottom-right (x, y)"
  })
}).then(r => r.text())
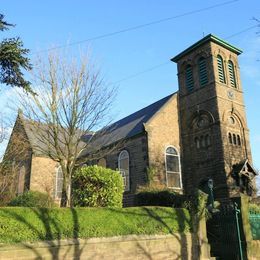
top-left (0, 206), bottom-right (205, 260)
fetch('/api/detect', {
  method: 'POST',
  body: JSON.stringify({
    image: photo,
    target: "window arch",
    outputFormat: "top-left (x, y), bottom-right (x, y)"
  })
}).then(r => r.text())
top-left (195, 137), bottom-right (200, 149)
top-left (165, 146), bottom-right (182, 189)
top-left (237, 135), bottom-right (241, 146)
top-left (118, 150), bottom-right (130, 191)
top-left (233, 134), bottom-right (237, 145)
top-left (200, 136), bottom-right (206, 148)
top-left (17, 166), bottom-right (25, 194)
top-left (198, 57), bottom-right (208, 87)
top-left (205, 134), bottom-right (211, 146)
top-left (54, 166), bottom-right (63, 199)
top-left (217, 55), bottom-right (226, 83)
top-left (228, 60), bottom-right (236, 88)
top-left (185, 65), bottom-right (194, 91)
top-left (228, 133), bottom-right (233, 144)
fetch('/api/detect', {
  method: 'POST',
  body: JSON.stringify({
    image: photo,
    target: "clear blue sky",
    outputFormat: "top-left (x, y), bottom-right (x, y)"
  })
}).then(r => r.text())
top-left (1, 1), bottom-right (260, 176)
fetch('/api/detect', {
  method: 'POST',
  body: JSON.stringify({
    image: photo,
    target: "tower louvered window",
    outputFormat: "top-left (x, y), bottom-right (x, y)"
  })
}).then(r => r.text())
top-left (185, 65), bottom-right (194, 91)
top-left (198, 57), bottom-right (208, 87)
top-left (228, 60), bottom-right (236, 88)
top-left (217, 55), bottom-right (225, 83)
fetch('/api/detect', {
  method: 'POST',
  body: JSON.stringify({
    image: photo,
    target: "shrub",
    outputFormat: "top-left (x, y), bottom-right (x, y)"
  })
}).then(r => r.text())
top-left (135, 187), bottom-right (185, 207)
top-left (0, 207), bottom-right (191, 243)
top-left (8, 191), bottom-right (56, 208)
top-left (72, 165), bottom-right (124, 208)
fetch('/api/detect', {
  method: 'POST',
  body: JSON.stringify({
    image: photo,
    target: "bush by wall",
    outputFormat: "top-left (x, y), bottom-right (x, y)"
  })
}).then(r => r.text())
top-left (135, 187), bottom-right (185, 208)
top-left (72, 166), bottom-right (124, 208)
top-left (8, 191), bottom-right (56, 208)
top-left (0, 207), bottom-right (191, 243)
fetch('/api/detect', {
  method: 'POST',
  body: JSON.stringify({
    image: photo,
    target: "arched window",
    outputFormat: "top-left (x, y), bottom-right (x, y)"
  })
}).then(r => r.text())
top-left (228, 133), bottom-right (233, 144)
top-left (217, 55), bottom-right (226, 83)
top-left (200, 136), bottom-right (206, 148)
top-left (165, 146), bottom-right (182, 188)
top-left (237, 135), bottom-right (241, 146)
top-left (205, 135), bottom-right (211, 146)
top-left (185, 65), bottom-right (194, 91)
top-left (118, 150), bottom-right (130, 191)
top-left (228, 60), bottom-right (236, 88)
top-left (198, 57), bottom-right (208, 87)
top-left (233, 134), bottom-right (237, 145)
top-left (54, 166), bottom-right (63, 199)
top-left (17, 166), bottom-right (25, 194)
top-left (195, 137), bottom-right (200, 149)
top-left (98, 158), bottom-right (106, 168)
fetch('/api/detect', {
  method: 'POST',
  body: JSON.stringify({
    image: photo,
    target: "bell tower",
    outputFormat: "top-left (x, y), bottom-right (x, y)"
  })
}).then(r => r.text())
top-left (172, 34), bottom-right (256, 198)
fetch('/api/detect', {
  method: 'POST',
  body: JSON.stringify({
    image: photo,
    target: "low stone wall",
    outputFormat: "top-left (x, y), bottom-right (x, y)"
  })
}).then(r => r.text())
top-left (0, 233), bottom-right (209, 260)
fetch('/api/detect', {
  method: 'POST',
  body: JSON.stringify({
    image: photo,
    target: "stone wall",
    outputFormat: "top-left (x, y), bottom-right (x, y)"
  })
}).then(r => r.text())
top-left (145, 94), bottom-right (182, 190)
top-left (30, 156), bottom-right (58, 199)
top-left (105, 134), bottom-right (149, 206)
top-left (0, 233), bottom-right (210, 260)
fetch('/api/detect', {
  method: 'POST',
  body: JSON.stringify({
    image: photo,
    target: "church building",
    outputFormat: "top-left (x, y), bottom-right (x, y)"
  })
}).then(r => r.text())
top-left (4, 34), bottom-right (257, 206)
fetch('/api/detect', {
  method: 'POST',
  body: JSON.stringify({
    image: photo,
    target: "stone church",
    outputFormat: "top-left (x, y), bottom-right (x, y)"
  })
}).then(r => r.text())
top-left (4, 34), bottom-right (257, 206)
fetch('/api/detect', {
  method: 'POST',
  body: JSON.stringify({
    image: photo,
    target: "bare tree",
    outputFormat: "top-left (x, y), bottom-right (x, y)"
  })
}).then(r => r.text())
top-left (17, 52), bottom-right (116, 207)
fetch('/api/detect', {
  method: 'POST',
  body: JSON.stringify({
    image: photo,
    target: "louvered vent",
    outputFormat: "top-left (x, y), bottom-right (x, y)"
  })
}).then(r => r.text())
top-left (185, 65), bottom-right (194, 91)
top-left (217, 55), bottom-right (225, 83)
top-left (198, 57), bottom-right (208, 87)
top-left (228, 60), bottom-right (236, 88)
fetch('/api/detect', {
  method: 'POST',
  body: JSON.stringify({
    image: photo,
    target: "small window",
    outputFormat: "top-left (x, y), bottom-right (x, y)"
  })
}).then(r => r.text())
top-left (185, 65), bottom-right (194, 91)
top-left (54, 166), bottom-right (63, 199)
top-left (229, 133), bottom-right (232, 144)
top-left (205, 135), bottom-right (211, 146)
top-left (165, 146), bottom-right (182, 188)
top-left (217, 55), bottom-right (226, 83)
top-left (228, 60), bottom-right (236, 88)
top-left (233, 134), bottom-right (237, 145)
top-left (118, 150), bottom-right (130, 191)
top-left (237, 135), bottom-right (241, 146)
top-left (200, 136), bottom-right (206, 148)
top-left (198, 57), bottom-right (208, 87)
top-left (195, 137), bottom-right (200, 149)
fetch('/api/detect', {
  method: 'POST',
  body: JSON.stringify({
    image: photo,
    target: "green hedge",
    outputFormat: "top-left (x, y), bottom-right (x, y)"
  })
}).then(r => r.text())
top-left (135, 188), bottom-right (185, 207)
top-left (72, 165), bottom-right (124, 208)
top-left (0, 207), bottom-right (191, 243)
top-left (8, 191), bottom-right (56, 208)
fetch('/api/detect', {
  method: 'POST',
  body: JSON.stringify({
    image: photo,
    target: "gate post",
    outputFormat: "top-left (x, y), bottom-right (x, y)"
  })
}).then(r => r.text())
top-left (234, 202), bottom-right (244, 260)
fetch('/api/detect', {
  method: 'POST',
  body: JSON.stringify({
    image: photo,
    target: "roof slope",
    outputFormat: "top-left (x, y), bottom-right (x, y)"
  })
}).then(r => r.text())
top-left (88, 92), bottom-right (177, 148)
top-left (15, 93), bottom-right (177, 157)
top-left (18, 114), bottom-right (85, 156)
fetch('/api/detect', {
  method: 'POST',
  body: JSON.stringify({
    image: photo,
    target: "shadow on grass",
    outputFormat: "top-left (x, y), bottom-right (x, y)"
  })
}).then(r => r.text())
top-left (0, 206), bottom-right (203, 259)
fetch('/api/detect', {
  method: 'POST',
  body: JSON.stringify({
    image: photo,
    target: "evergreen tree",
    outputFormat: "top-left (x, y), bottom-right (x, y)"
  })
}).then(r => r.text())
top-left (0, 14), bottom-right (32, 92)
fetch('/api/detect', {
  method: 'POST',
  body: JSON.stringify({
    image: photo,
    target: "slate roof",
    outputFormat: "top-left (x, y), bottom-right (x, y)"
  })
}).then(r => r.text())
top-left (17, 92), bottom-right (177, 157)
top-left (19, 115), bottom-right (85, 156)
top-left (85, 92), bottom-right (177, 149)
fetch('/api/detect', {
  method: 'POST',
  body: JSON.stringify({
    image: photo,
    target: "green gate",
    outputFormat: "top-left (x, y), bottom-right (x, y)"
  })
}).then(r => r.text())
top-left (206, 201), bottom-right (247, 260)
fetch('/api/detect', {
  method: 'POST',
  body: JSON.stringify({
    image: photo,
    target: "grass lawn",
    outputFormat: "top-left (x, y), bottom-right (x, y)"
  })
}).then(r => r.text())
top-left (0, 206), bottom-right (191, 243)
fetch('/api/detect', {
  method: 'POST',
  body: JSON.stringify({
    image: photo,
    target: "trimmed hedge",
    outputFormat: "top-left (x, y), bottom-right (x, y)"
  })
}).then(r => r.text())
top-left (72, 166), bottom-right (124, 208)
top-left (0, 207), bottom-right (191, 243)
top-left (8, 191), bottom-right (56, 208)
top-left (135, 188), bottom-right (185, 207)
